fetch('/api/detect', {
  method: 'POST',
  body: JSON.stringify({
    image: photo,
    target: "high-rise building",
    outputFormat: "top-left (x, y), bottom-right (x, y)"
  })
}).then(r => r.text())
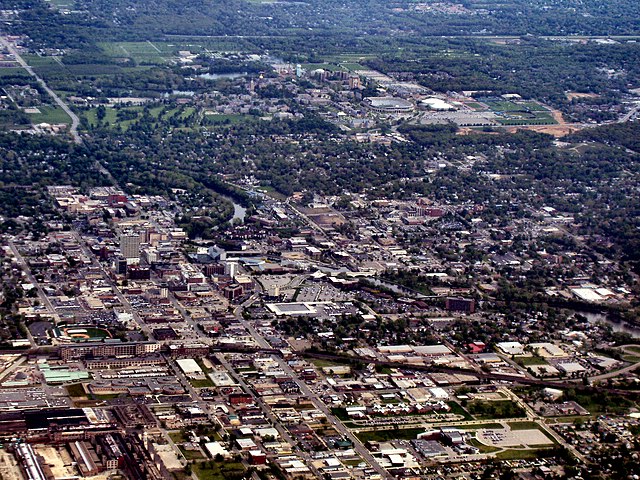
top-left (119, 233), bottom-right (140, 264)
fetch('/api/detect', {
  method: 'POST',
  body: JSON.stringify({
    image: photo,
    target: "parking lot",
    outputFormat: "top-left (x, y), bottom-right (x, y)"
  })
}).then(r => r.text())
top-left (477, 427), bottom-right (554, 448)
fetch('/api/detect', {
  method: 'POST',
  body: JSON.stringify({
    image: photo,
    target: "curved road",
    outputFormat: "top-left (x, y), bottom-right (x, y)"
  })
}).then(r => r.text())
top-left (0, 36), bottom-right (81, 144)
top-left (589, 345), bottom-right (640, 381)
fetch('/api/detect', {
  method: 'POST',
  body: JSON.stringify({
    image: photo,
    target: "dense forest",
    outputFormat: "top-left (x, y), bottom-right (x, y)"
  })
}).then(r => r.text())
top-left (3, 0), bottom-right (640, 50)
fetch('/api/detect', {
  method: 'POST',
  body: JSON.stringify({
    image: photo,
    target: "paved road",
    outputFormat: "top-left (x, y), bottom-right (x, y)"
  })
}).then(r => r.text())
top-left (500, 387), bottom-right (588, 463)
top-left (7, 241), bottom-right (55, 345)
top-left (618, 103), bottom-right (640, 123)
top-left (231, 308), bottom-right (393, 479)
top-left (0, 36), bottom-right (81, 143)
top-left (68, 231), bottom-right (159, 341)
top-left (569, 343), bottom-right (640, 383)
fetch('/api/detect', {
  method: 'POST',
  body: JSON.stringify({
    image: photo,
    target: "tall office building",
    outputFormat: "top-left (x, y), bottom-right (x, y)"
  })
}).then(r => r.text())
top-left (120, 233), bottom-right (141, 264)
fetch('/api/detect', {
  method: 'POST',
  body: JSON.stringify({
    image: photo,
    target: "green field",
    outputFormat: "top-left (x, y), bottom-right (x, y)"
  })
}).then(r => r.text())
top-left (202, 113), bottom-right (248, 125)
top-left (190, 378), bottom-right (214, 388)
top-left (496, 448), bottom-right (551, 460)
top-left (507, 421), bottom-right (543, 430)
top-left (22, 55), bottom-right (61, 67)
top-left (84, 105), bottom-right (196, 130)
top-left (98, 42), bottom-right (175, 65)
top-left (77, 327), bottom-right (111, 339)
top-left (497, 113), bottom-right (556, 126)
top-left (457, 422), bottom-right (503, 430)
top-left (28, 106), bottom-right (71, 125)
top-left (448, 401), bottom-right (473, 420)
top-left (516, 355), bottom-right (549, 366)
top-left (325, 53), bottom-right (377, 63)
top-left (169, 431), bottom-right (189, 444)
top-left (331, 407), bottom-right (350, 421)
top-left (467, 400), bottom-right (526, 420)
top-left (466, 102), bottom-right (488, 110)
top-left (193, 461), bottom-right (244, 480)
top-left (0, 67), bottom-right (30, 78)
top-left (476, 99), bottom-right (556, 125)
top-left (66, 383), bottom-right (87, 398)
top-left (622, 355), bottom-right (640, 362)
top-left (468, 437), bottom-right (501, 453)
top-left (178, 446), bottom-right (205, 460)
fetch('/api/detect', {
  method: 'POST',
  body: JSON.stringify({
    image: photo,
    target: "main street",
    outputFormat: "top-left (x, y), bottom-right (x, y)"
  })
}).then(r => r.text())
top-left (7, 240), bottom-right (54, 346)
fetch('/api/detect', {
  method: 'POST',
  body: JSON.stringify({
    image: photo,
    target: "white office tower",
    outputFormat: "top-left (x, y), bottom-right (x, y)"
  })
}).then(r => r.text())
top-left (120, 233), bottom-right (141, 264)
top-left (225, 261), bottom-right (238, 278)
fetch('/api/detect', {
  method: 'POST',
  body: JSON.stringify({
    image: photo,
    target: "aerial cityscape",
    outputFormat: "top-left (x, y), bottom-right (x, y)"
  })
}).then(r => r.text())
top-left (0, 0), bottom-right (639, 479)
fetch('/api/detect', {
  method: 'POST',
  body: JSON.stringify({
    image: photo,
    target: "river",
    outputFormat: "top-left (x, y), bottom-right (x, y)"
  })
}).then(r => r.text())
top-left (577, 310), bottom-right (640, 338)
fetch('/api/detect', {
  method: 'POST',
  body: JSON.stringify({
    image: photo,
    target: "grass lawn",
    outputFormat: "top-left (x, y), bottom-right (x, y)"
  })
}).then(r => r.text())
top-left (28, 105), bottom-right (71, 125)
top-left (340, 63), bottom-right (366, 71)
top-left (83, 105), bottom-right (197, 131)
top-left (98, 41), bottom-right (174, 65)
top-left (520, 101), bottom-right (548, 111)
top-left (331, 407), bottom-right (350, 421)
top-left (83, 106), bottom-right (124, 129)
top-left (468, 438), bottom-right (501, 453)
top-left (309, 358), bottom-right (347, 369)
top-left (565, 390), bottom-right (635, 415)
top-left (196, 358), bottom-right (213, 373)
top-left (516, 355), bottom-right (549, 366)
top-left (202, 113), bottom-right (248, 125)
top-left (22, 55), bottom-right (60, 67)
top-left (355, 427), bottom-right (425, 443)
top-left (466, 102), bottom-right (487, 110)
top-left (66, 383), bottom-right (87, 398)
top-left (484, 100), bottom-right (522, 111)
top-left (497, 113), bottom-right (556, 126)
top-left (178, 446), bottom-right (205, 460)
top-left (467, 400), bottom-right (526, 420)
top-left (92, 393), bottom-right (124, 400)
top-left (193, 461), bottom-right (245, 480)
top-left (507, 421), bottom-right (542, 431)
top-left (622, 355), bottom-right (640, 363)
top-left (169, 431), bottom-right (189, 443)
top-left (447, 401), bottom-right (473, 420)
top-left (190, 378), bottom-right (215, 388)
top-left (325, 53), bottom-right (377, 63)
top-left (496, 448), bottom-right (550, 460)
top-left (457, 422), bottom-right (503, 430)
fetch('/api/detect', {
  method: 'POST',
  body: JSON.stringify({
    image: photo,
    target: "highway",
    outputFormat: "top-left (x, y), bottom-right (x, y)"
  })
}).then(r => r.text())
top-left (0, 36), bottom-right (81, 144)
top-left (589, 349), bottom-right (640, 381)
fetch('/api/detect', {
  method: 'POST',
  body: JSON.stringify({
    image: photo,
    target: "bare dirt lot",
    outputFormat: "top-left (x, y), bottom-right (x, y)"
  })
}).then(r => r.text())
top-left (459, 124), bottom-right (586, 138)
top-left (308, 213), bottom-right (346, 227)
top-left (566, 92), bottom-right (600, 100)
